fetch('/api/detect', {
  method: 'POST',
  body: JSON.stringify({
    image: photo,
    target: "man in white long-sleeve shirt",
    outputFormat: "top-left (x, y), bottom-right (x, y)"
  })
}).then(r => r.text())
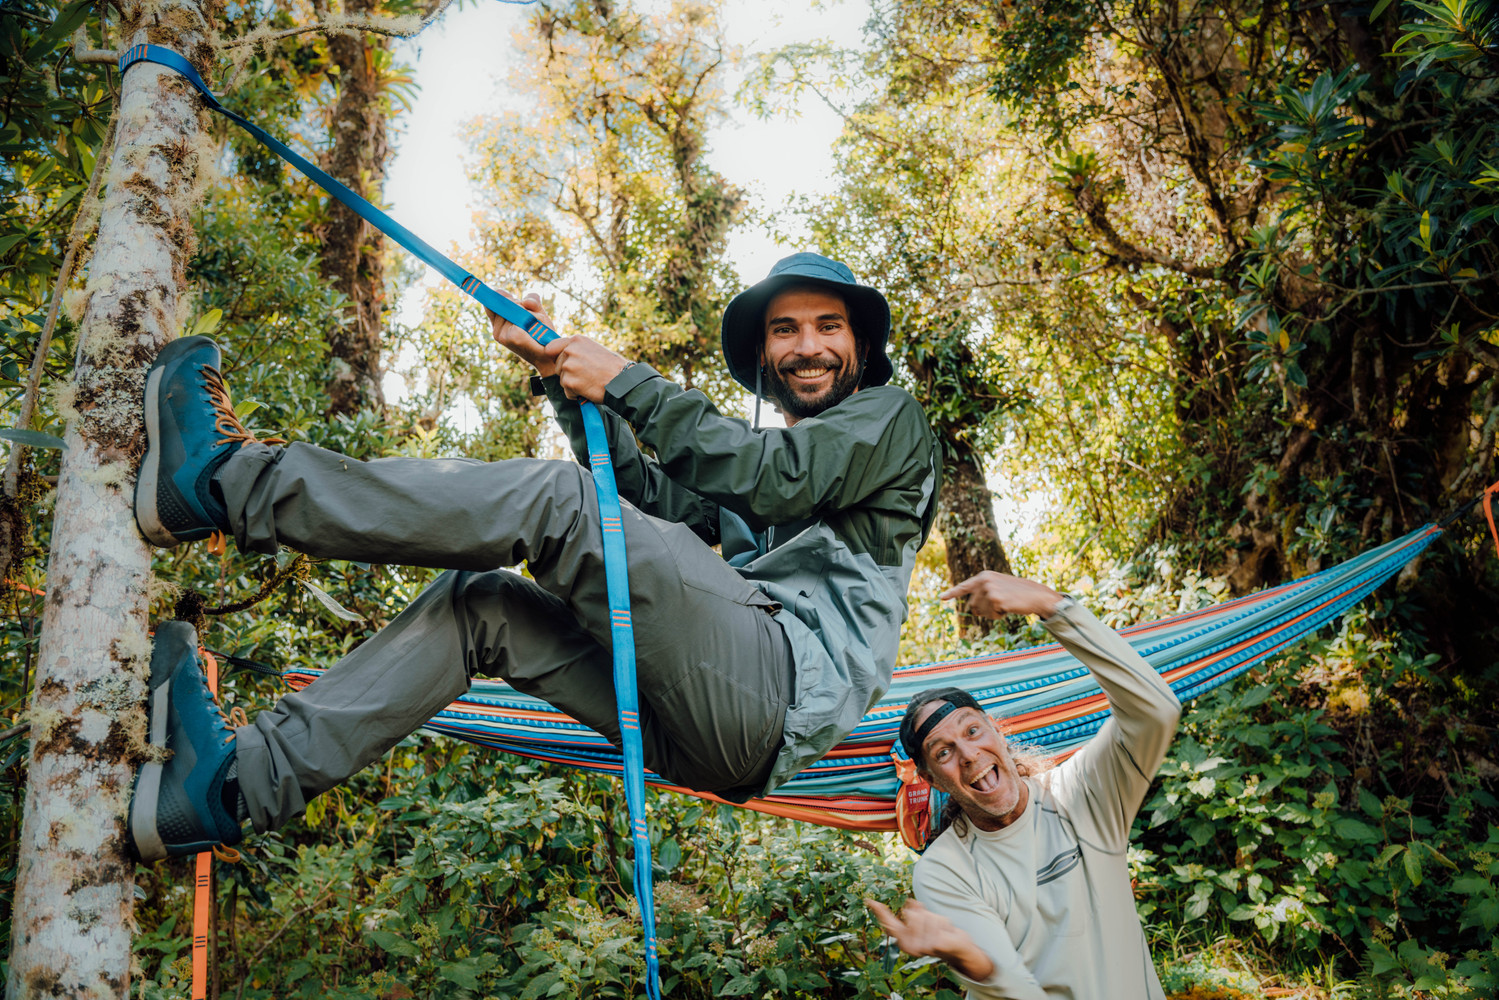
top-left (867, 572), bottom-right (1182, 1000)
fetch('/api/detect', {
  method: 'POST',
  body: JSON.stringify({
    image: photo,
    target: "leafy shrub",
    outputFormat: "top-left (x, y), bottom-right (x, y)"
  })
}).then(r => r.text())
top-left (1157, 952), bottom-right (1264, 1000)
top-left (1133, 629), bottom-right (1498, 998)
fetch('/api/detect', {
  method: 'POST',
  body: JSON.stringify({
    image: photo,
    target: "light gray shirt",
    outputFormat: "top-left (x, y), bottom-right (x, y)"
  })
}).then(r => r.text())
top-left (913, 600), bottom-right (1182, 1000)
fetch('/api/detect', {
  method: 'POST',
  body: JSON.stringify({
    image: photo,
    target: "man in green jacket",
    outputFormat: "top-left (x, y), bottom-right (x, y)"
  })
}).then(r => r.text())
top-left (128, 253), bottom-right (941, 861)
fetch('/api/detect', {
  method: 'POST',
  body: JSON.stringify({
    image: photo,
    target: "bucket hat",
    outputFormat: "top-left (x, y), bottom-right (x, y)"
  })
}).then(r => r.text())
top-left (721, 253), bottom-right (893, 398)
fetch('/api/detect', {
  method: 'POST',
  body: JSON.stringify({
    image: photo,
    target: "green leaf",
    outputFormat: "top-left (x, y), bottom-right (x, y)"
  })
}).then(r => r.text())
top-left (0, 233), bottom-right (29, 258)
top-left (720, 974), bottom-right (757, 996)
top-left (365, 930), bottom-right (418, 958)
top-left (1238, 686), bottom-right (1273, 708)
top-left (1369, 940), bottom-right (1399, 975)
top-left (191, 308), bottom-right (223, 336)
top-left (439, 958), bottom-right (482, 990)
top-left (1422, 843), bottom-right (1458, 870)
top-left (1333, 817), bottom-right (1381, 842)
top-left (233, 399), bottom-right (263, 421)
top-left (300, 581), bottom-right (365, 622)
top-left (0, 429), bottom-right (66, 450)
top-left (1404, 845), bottom-right (1424, 887)
top-left (30, 158), bottom-right (55, 189)
top-left (1463, 897), bottom-right (1499, 933)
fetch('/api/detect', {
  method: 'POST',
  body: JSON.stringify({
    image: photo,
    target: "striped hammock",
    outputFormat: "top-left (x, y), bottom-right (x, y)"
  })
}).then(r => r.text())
top-left (285, 523), bottom-right (1442, 850)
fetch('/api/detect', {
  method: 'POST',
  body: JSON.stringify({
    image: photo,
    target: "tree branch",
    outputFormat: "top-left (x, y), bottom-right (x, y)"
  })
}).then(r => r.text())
top-left (971, 262), bottom-right (1111, 288)
top-left (1141, 19), bottom-right (1241, 257)
top-left (1464, 333), bottom-right (1499, 374)
top-left (220, 0), bottom-right (461, 49)
top-left (71, 26), bottom-right (116, 63)
top-left (1067, 176), bottom-right (1225, 280)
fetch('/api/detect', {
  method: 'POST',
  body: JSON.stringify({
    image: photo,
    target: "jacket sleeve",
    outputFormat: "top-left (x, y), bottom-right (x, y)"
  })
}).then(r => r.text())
top-left (542, 373), bottom-right (722, 543)
top-left (912, 855), bottom-right (1050, 1000)
top-left (1039, 600), bottom-right (1182, 852)
top-left (602, 364), bottom-right (932, 530)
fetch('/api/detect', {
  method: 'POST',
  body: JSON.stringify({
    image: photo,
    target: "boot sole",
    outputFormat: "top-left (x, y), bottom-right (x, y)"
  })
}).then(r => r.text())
top-left (128, 672), bottom-right (173, 862)
top-left (134, 355), bottom-right (182, 548)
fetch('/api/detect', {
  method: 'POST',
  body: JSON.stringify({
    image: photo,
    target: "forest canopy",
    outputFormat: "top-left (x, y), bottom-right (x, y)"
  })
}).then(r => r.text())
top-left (1, 0), bottom-right (1496, 998)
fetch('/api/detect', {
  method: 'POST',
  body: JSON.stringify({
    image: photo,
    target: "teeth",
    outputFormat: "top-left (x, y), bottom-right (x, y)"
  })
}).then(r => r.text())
top-left (970, 763), bottom-right (995, 789)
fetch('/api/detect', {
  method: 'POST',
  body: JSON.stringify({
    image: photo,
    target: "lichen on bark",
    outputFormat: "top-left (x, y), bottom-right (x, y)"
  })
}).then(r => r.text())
top-left (6, 5), bottom-right (218, 998)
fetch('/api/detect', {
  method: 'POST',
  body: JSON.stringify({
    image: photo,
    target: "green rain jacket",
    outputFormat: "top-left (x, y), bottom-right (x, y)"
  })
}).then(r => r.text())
top-left (544, 363), bottom-right (941, 793)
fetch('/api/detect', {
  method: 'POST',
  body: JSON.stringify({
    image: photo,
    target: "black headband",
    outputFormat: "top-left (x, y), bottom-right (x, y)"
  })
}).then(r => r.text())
top-left (912, 701), bottom-right (960, 755)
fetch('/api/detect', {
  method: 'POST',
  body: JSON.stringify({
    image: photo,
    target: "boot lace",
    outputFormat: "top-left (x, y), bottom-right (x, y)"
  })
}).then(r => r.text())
top-left (219, 703), bottom-right (249, 743)
top-left (202, 366), bottom-right (285, 449)
top-left (183, 677), bottom-right (250, 861)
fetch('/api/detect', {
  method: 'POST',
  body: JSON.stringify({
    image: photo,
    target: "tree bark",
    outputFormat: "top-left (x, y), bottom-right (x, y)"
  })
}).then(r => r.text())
top-left (320, 0), bottom-right (390, 417)
top-left (938, 446), bottom-right (1012, 637)
top-left (5, 6), bottom-right (214, 997)
top-left (898, 312), bottom-right (1013, 632)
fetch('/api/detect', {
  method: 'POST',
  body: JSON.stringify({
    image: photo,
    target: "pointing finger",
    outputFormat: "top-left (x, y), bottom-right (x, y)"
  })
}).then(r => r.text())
top-left (940, 577), bottom-right (980, 601)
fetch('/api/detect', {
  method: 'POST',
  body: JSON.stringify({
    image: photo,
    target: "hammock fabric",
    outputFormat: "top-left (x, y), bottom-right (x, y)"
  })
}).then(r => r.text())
top-left (286, 523), bottom-right (1444, 851)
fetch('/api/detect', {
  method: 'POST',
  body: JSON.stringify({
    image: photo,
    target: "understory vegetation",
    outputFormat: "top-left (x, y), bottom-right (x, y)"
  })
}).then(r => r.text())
top-left (35, 548), bottom-right (1484, 1000)
top-left (2, 0), bottom-right (1496, 997)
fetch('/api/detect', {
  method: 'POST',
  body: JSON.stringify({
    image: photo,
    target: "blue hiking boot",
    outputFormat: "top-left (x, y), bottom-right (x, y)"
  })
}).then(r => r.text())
top-left (128, 621), bottom-right (246, 862)
top-left (135, 336), bottom-right (263, 547)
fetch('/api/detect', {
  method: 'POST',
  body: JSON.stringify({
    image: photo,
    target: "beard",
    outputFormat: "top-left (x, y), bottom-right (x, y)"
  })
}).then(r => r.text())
top-left (763, 356), bottom-right (864, 420)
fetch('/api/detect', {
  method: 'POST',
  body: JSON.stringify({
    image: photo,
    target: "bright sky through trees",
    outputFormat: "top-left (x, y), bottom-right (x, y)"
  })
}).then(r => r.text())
top-left (387, 0), bottom-right (872, 286)
top-left (382, 0), bottom-right (875, 437)
top-left (383, 0), bottom-right (1043, 538)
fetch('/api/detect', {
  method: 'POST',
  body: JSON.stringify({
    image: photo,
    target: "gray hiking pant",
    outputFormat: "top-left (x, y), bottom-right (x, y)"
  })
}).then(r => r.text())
top-left (219, 442), bottom-right (795, 833)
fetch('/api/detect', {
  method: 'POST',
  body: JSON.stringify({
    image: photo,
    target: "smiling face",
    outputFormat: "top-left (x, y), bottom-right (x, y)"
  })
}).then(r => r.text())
top-left (759, 287), bottom-right (865, 423)
top-left (917, 705), bottom-right (1030, 831)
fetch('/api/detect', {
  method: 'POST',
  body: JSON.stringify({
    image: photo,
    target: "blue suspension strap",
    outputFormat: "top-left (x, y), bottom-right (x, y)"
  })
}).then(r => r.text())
top-left (120, 45), bottom-right (662, 999)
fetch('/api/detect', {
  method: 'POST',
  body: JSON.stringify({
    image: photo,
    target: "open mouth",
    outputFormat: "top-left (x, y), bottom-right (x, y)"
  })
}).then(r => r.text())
top-left (969, 762), bottom-right (1002, 793)
top-left (781, 363), bottom-right (838, 383)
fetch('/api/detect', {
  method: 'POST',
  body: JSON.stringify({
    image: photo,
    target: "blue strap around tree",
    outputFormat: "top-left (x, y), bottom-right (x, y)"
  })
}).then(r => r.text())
top-left (120, 45), bottom-right (662, 998)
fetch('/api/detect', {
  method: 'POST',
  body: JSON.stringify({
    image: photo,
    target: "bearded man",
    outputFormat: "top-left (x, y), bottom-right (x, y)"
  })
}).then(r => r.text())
top-left (127, 253), bottom-right (941, 861)
top-left (868, 572), bottom-right (1181, 1000)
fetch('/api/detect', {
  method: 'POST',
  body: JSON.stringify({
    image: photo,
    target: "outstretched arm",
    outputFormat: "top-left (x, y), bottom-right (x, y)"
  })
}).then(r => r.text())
top-left (487, 291), bottom-right (559, 374)
top-left (945, 570), bottom-right (1181, 848)
top-left (487, 292), bottom-right (630, 401)
top-left (882, 857), bottom-right (1052, 1000)
top-left (941, 571), bottom-right (1063, 620)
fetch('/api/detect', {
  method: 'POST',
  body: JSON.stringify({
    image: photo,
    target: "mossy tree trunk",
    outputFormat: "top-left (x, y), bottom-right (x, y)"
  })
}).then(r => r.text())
top-left (320, 0), bottom-right (390, 417)
top-left (5, 5), bottom-right (214, 997)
